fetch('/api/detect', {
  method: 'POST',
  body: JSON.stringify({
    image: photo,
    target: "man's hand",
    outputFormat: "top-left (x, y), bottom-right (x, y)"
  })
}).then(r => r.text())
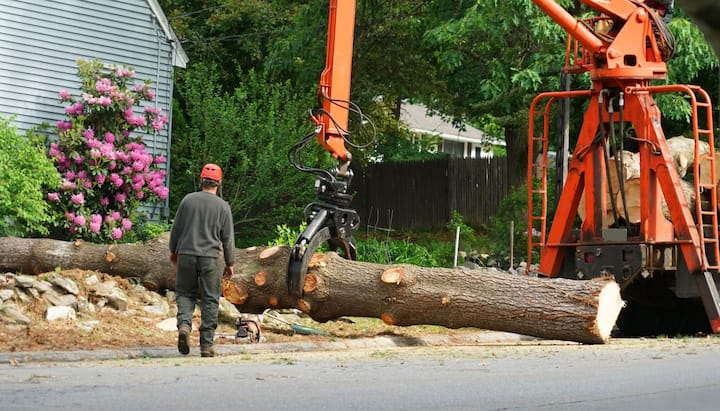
top-left (170, 252), bottom-right (178, 264)
top-left (223, 266), bottom-right (234, 280)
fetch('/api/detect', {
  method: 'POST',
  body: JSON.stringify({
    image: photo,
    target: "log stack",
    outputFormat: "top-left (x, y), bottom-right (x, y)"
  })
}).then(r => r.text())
top-left (578, 137), bottom-right (709, 226)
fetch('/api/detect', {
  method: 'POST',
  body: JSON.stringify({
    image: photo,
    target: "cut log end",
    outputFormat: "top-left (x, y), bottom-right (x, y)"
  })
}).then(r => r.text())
top-left (298, 299), bottom-right (311, 313)
top-left (259, 246), bottom-right (281, 260)
top-left (592, 281), bottom-right (625, 343)
top-left (105, 252), bottom-right (116, 263)
top-left (254, 271), bottom-right (266, 287)
top-left (381, 267), bottom-right (404, 285)
top-left (222, 280), bottom-right (248, 305)
top-left (303, 273), bottom-right (318, 293)
top-left (380, 313), bottom-right (395, 325)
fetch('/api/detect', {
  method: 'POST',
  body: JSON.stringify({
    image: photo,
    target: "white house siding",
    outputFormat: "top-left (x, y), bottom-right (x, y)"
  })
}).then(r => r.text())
top-left (0, 0), bottom-right (186, 220)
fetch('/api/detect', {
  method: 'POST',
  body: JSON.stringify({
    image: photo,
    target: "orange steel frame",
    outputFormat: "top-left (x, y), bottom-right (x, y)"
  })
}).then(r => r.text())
top-left (527, 0), bottom-right (720, 332)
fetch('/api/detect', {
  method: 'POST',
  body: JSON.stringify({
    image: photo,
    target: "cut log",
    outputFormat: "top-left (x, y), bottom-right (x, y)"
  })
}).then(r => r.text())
top-left (578, 150), bottom-right (639, 226)
top-left (0, 236), bottom-right (624, 344)
top-left (667, 136), bottom-right (709, 178)
top-left (617, 177), bottom-right (695, 224)
top-left (578, 138), bottom-right (705, 226)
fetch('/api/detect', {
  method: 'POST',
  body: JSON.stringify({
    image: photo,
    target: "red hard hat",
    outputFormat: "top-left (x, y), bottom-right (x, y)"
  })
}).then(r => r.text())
top-left (200, 163), bottom-right (222, 181)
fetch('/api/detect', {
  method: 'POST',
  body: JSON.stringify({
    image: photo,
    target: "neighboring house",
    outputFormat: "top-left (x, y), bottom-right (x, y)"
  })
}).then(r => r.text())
top-left (0, 0), bottom-right (187, 220)
top-left (399, 102), bottom-right (505, 159)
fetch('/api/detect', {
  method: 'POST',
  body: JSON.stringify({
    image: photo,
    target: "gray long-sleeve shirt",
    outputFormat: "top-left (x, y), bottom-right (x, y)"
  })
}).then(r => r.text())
top-left (169, 191), bottom-right (235, 267)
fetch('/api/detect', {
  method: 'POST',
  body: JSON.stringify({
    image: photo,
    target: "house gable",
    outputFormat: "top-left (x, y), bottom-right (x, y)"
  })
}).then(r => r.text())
top-left (0, 0), bottom-right (187, 220)
top-left (400, 102), bottom-right (505, 159)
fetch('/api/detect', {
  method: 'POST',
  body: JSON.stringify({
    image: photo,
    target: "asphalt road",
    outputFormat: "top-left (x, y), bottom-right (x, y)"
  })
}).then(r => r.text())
top-left (1, 338), bottom-right (719, 411)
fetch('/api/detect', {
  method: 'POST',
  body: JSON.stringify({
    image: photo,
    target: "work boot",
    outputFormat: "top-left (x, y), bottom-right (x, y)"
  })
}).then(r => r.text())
top-left (200, 345), bottom-right (215, 358)
top-left (177, 324), bottom-right (190, 355)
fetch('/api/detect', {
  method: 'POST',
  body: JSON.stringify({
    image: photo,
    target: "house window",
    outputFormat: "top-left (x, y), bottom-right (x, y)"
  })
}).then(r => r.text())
top-left (443, 140), bottom-right (464, 158)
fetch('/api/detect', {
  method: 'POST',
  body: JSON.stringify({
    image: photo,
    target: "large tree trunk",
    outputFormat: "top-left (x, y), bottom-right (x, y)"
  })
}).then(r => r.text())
top-left (0, 236), bottom-right (623, 344)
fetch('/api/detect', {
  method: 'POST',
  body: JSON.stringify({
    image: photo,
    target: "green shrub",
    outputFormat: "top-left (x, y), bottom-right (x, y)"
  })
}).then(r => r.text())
top-left (0, 116), bottom-right (59, 236)
top-left (356, 237), bottom-right (440, 267)
top-left (267, 222), bottom-right (308, 247)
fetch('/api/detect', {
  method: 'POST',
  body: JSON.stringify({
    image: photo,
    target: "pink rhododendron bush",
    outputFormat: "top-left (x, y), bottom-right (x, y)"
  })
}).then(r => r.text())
top-left (46, 58), bottom-right (169, 242)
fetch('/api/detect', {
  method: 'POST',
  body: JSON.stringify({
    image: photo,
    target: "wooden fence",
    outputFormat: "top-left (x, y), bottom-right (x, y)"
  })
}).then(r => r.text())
top-left (350, 156), bottom-right (510, 231)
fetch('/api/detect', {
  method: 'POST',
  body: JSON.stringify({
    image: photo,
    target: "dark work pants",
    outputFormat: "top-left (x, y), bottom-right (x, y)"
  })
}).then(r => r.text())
top-left (175, 254), bottom-right (221, 347)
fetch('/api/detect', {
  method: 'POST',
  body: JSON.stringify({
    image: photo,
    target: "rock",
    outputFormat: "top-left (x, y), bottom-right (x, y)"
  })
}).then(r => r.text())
top-left (76, 299), bottom-right (96, 314)
top-left (44, 288), bottom-right (78, 307)
top-left (143, 305), bottom-right (167, 316)
top-left (0, 289), bottom-right (14, 301)
top-left (93, 281), bottom-right (128, 311)
top-left (85, 274), bottom-right (99, 287)
top-left (14, 275), bottom-right (36, 288)
top-left (0, 303), bottom-right (31, 324)
top-left (24, 287), bottom-right (40, 299)
top-left (47, 273), bottom-right (80, 295)
top-left (219, 297), bottom-right (241, 324)
top-left (76, 320), bottom-right (100, 332)
top-left (46, 305), bottom-right (77, 321)
top-left (33, 279), bottom-right (53, 293)
top-left (155, 317), bottom-right (177, 331)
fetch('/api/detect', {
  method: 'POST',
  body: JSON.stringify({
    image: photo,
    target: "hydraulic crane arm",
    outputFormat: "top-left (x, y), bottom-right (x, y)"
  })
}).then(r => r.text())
top-left (314, 0), bottom-right (355, 163)
top-left (287, 0), bottom-right (361, 297)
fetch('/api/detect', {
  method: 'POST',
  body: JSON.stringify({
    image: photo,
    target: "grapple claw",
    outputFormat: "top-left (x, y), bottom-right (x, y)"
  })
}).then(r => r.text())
top-left (287, 198), bottom-right (360, 297)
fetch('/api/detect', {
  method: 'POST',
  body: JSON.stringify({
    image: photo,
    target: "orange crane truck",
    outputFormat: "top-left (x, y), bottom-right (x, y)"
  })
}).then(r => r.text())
top-left (287, 0), bottom-right (720, 335)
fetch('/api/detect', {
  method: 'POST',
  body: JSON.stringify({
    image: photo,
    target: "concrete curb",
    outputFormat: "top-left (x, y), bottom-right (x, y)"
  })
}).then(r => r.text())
top-left (0, 331), bottom-right (536, 364)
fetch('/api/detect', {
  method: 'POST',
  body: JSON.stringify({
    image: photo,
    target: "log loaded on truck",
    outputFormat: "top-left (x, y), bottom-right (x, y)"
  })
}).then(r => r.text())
top-left (286, 0), bottom-right (720, 336)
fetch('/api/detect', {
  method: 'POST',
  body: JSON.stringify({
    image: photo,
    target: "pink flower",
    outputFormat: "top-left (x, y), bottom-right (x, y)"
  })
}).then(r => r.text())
top-left (111, 227), bottom-right (123, 240)
top-left (104, 132), bottom-right (115, 143)
top-left (64, 170), bottom-right (76, 181)
top-left (91, 214), bottom-right (102, 225)
top-left (48, 192), bottom-right (60, 202)
top-left (73, 215), bottom-right (86, 227)
top-left (48, 143), bottom-right (60, 157)
top-left (71, 193), bottom-right (84, 205)
top-left (86, 138), bottom-right (101, 149)
top-left (109, 173), bottom-right (123, 187)
top-left (94, 174), bottom-right (106, 184)
top-left (115, 192), bottom-right (126, 203)
top-left (56, 121), bottom-right (72, 132)
top-left (100, 197), bottom-right (110, 206)
top-left (61, 180), bottom-right (76, 190)
top-left (154, 155), bottom-right (166, 164)
top-left (59, 89), bottom-right (71, 100)
top-left (135, 191), bottom-right (145, 200)
top-left (110, 211), bottom-right (121, 221)
top-left (98, 96), bottom-right (112, 106)
top-left (156, 187), bottom-right (169, 200)
top-left (82, 129), bottom-right (94, 139)
top-left (121, 218), bottom-right (132, 231)
top-left (89, 221), bottom-right (101, 233)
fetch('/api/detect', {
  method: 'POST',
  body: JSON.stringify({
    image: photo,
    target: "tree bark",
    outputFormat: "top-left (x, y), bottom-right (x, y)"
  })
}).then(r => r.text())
top-left (0, 236), bottom-right (623, 344)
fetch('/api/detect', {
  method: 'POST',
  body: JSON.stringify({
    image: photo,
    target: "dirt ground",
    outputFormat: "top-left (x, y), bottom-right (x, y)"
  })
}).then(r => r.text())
top-left (0, 269), bottom-right (476, 353)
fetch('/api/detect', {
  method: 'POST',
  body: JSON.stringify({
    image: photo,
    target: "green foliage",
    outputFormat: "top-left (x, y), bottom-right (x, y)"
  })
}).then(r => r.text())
top-left (171, 63), bottom-right (325, 246)
top-left (356, 237), bottom-right (440, 267)
top-left (0, 116), bottom-right (59, 236)
top-left (446, 210), bottom-right (476, 245)
top-left (267, 222), bottom-right (307, 247)
top-left (130, 218), bottom-right (171, 242)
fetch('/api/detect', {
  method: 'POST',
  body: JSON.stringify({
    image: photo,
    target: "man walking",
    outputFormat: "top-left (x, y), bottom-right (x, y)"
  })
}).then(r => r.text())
top-left (169, 163), bottom-right (235, 357)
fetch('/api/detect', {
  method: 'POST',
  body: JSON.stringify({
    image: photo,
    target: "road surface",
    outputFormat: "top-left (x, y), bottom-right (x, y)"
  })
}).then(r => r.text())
top-left (1, 337), bottom-right (719, 410)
